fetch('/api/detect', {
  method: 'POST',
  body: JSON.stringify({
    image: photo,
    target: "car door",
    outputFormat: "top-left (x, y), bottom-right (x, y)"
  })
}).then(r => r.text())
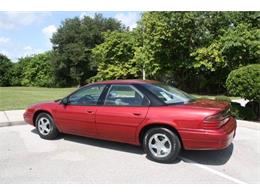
top-left (54, 84), bottom-right (106, 137)
top-left (96, 84), bottom-right (150, 144)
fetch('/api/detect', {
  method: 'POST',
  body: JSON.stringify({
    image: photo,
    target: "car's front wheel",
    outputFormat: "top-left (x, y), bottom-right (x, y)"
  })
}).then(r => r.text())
top-left (143, 127), bottom-right (181, 163)
top-left (36, 112), bottom-right (59, 140)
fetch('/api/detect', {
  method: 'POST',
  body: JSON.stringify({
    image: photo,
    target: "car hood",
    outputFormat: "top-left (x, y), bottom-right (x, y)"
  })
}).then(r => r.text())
top-left (27, 101), bottom-right (57, 109)
top-left (184, 99), bottom-right (229, 111)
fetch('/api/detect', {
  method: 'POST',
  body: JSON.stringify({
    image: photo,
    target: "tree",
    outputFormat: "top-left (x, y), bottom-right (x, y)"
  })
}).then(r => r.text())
top-left (8, 60), bottom-right (25, 86)
top-left (135, 11), bottom-right (259, 93)
top-left (51, 14), bottom-right (123, 86)
top-left (90, 31), bottom-right (140, 81)
top-left (0, 54), bottom-right (13, 86)
top-left (18, 52), bottom-right (54, 87)
top-left (191, 23), bottom-right (260, 93)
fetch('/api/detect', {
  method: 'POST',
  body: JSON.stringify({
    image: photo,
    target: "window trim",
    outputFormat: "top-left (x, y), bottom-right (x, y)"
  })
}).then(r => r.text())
top-left (102, 84), bottom-right (150, 107)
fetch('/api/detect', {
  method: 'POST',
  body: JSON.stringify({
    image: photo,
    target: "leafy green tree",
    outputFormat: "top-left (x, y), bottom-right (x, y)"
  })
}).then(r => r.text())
top-left (0, 53), bottom-right (13, 86)
top-left (192, 24), bottom-right (260, 71)
top-left (191, 23), bottom-right (260, 92)
top-left (51, 14), bottom-right (123, 86)
top-left (135, 11), bottom-right (259, 93)
top-left (8, 61), bottom-right (24, 86)
top-left (19, 52), bottom-right (54, 87)
top-left (91, 31), bottom-right (140, 81)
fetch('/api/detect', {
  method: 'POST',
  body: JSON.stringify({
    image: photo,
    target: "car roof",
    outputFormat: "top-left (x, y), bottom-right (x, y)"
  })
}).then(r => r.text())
top-left (90, 79), bottom-right (160, 85)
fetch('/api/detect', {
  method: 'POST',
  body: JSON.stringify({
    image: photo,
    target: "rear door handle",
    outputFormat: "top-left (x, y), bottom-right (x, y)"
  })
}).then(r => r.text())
top-left (132, 112), bottom-right (141, 116)
top-left (86, 110), bottom-right (94, 114)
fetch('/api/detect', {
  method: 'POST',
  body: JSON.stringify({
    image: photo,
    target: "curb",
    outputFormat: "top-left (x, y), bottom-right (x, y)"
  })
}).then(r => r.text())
top-left (0, 110), bottom-right (26, 128)
top-left (0, 121), bottom-right (26, 127)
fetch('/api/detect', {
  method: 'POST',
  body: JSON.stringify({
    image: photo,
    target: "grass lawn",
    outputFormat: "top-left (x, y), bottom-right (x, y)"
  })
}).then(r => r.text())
top-left (0, 87), bottom-right (76, 111)
top-left (192, 94), bottom-right (240, 100)
top-left (0, 87), bottom-right (241, 111)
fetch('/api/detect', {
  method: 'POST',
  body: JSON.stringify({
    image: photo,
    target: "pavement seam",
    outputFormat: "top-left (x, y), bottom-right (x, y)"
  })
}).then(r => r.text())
top-left (180, 156), bottom-right (247, 184)
top-left (3, 111), bottom-right (10, 121)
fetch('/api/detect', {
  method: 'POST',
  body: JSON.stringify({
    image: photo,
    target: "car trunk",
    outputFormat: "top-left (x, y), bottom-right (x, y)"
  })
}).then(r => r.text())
top-left (185, 99), bottom-right (231, 129)
top-left (186, 99), bottom-right (230, 111)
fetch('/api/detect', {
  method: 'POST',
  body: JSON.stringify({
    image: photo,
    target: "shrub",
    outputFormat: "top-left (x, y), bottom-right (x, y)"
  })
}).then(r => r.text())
top-left (245, 101), bottom-right (260, 120)
top-left (226, 64), bottom-right (260, 101)
top-left (19, 52), bottom-right (55, 87)
top-left (215, 95), bottom-right (231, 103)
top-left (8, 62), bottom-right (23, 86)
top-left (230, 102), bottom-right (256, 121)
top-left (0, 53), bottom-right (13, 86)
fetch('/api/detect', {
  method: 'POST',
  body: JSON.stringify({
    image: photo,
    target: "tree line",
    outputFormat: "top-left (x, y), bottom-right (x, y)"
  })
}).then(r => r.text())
top-left (1, 12), bottom-right (259, 95)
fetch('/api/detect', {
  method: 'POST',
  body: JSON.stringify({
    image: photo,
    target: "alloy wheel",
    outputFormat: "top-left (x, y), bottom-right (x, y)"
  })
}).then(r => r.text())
top-left (38, 117), bottom-right (52, 135)
top-left (148, 133), bottom-right (172, 158)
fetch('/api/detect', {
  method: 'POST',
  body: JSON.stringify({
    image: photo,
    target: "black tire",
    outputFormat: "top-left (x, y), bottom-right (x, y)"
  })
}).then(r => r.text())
top-left (143, 127), bottom-right (181, 163)
top-left (35, 112), bottom-right (59, 140)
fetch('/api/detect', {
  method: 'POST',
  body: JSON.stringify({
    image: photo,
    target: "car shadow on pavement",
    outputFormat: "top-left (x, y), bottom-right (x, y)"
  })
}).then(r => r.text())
top-left (180, 144), bottom-right (234, 165)
top-left (31, 129), bottom-right (234, 165)
top-left (63, 134), bottom-right (145, 155)
top-left (31, 129), bottom-right (144, 155)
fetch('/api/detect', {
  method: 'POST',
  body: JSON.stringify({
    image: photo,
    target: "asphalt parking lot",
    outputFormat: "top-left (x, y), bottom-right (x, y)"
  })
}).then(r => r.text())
top-left (0, 124), bottom-right (259, 183)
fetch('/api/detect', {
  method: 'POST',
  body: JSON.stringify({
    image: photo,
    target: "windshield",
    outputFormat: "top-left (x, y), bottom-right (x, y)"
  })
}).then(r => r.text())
top-left (144, 83), bottom-right (195, 105)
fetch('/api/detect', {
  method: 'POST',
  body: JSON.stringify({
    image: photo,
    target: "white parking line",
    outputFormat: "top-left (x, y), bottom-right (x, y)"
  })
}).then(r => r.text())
top-left (180, 156), bottom-right (247, 184)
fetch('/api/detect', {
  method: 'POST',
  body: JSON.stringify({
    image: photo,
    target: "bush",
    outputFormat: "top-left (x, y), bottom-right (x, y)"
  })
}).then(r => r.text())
top-left (226, 64), bottom-right (260, 101)
top-left (230, 102), bottom-right (257, 121)
top-left (19, 52), bottom-right (55, 87)
top-left (215, 95), bottom-right (231, 103)
top-left (0, 53), bottom-right (13, 86)
top-left (8, 62), bottom-right (23, 86)
top-left (214, 96), bottom-right (257, 121)
top-left (245, 101), bottom-right (260, 120)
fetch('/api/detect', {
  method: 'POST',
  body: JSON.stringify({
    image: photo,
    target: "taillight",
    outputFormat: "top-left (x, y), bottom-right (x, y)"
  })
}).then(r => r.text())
top-left (203, 110), bottom-right (230, 129)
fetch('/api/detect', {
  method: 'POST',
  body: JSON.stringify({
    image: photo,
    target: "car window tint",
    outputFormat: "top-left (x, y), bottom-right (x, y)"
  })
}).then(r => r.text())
top-left (69, 85), bottom-right (105, 105)
top-left (144, 83), bottom-right (195, 105)
top-left (104, 85), bottom-right (146, 106)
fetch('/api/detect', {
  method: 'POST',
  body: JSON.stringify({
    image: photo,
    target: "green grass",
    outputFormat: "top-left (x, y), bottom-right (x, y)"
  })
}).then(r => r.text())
top-left (0, 87), bottom-right (241, 111)
top-left (0, 87), bottom-right (76, 111)
top-left (192, 94), bottom-right (240, 100)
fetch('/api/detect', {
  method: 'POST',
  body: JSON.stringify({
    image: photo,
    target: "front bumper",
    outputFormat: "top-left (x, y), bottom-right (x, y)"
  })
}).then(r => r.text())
top-left (181, 117), bottom-right (236, 150)
top-left (23, 110), bottom-right (34, 126)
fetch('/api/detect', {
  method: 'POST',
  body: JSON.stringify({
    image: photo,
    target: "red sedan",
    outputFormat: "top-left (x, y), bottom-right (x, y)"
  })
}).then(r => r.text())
top-left (24, 80), bottom-right (236, 163)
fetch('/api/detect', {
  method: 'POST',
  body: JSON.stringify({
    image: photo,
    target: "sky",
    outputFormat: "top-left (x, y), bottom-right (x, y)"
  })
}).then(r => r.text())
top-left (0, 11), bottom-right (141, 62)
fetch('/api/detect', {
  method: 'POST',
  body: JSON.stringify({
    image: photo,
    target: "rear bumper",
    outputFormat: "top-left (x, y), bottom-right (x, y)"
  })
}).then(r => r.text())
top-left (180, 117), bottom-right (236, 150)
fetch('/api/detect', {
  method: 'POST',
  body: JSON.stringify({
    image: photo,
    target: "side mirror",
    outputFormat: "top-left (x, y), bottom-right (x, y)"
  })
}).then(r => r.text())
top-left (61, 97), bottom-right (69, 105)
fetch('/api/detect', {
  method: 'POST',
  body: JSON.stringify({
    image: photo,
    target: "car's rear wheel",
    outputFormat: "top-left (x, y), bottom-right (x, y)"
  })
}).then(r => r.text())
top-left (143, 127), bottom-right (181, 163)
top-left (36, 112), bottom-right (59, 140)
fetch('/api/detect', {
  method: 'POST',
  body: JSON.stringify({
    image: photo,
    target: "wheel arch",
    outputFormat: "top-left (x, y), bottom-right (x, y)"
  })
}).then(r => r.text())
top-left (138, 123), bottom-right (184, 148)
top-left (33, 110), bottom-right (53, 126)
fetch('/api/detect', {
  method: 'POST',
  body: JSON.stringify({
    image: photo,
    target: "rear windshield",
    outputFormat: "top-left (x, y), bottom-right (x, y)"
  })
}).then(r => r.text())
top-left (143, 83), bottom-right (195, 105)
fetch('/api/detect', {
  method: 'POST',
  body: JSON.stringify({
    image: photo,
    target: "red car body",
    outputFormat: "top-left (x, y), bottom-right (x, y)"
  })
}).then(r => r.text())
top-left (24, 80), bottom-right (236, 150)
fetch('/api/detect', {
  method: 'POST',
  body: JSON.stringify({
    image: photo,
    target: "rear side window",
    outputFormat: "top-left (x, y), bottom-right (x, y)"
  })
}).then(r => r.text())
top-left (143, 83), bottom-right (195, 105)
top-left (104, 85), bottom-right (149, 106)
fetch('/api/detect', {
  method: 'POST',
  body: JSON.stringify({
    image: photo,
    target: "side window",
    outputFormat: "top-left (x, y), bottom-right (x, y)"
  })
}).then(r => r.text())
top-left (104, 85), bottom-right (148, 106)
top-left (68, 85), bottom-right (105, 105)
